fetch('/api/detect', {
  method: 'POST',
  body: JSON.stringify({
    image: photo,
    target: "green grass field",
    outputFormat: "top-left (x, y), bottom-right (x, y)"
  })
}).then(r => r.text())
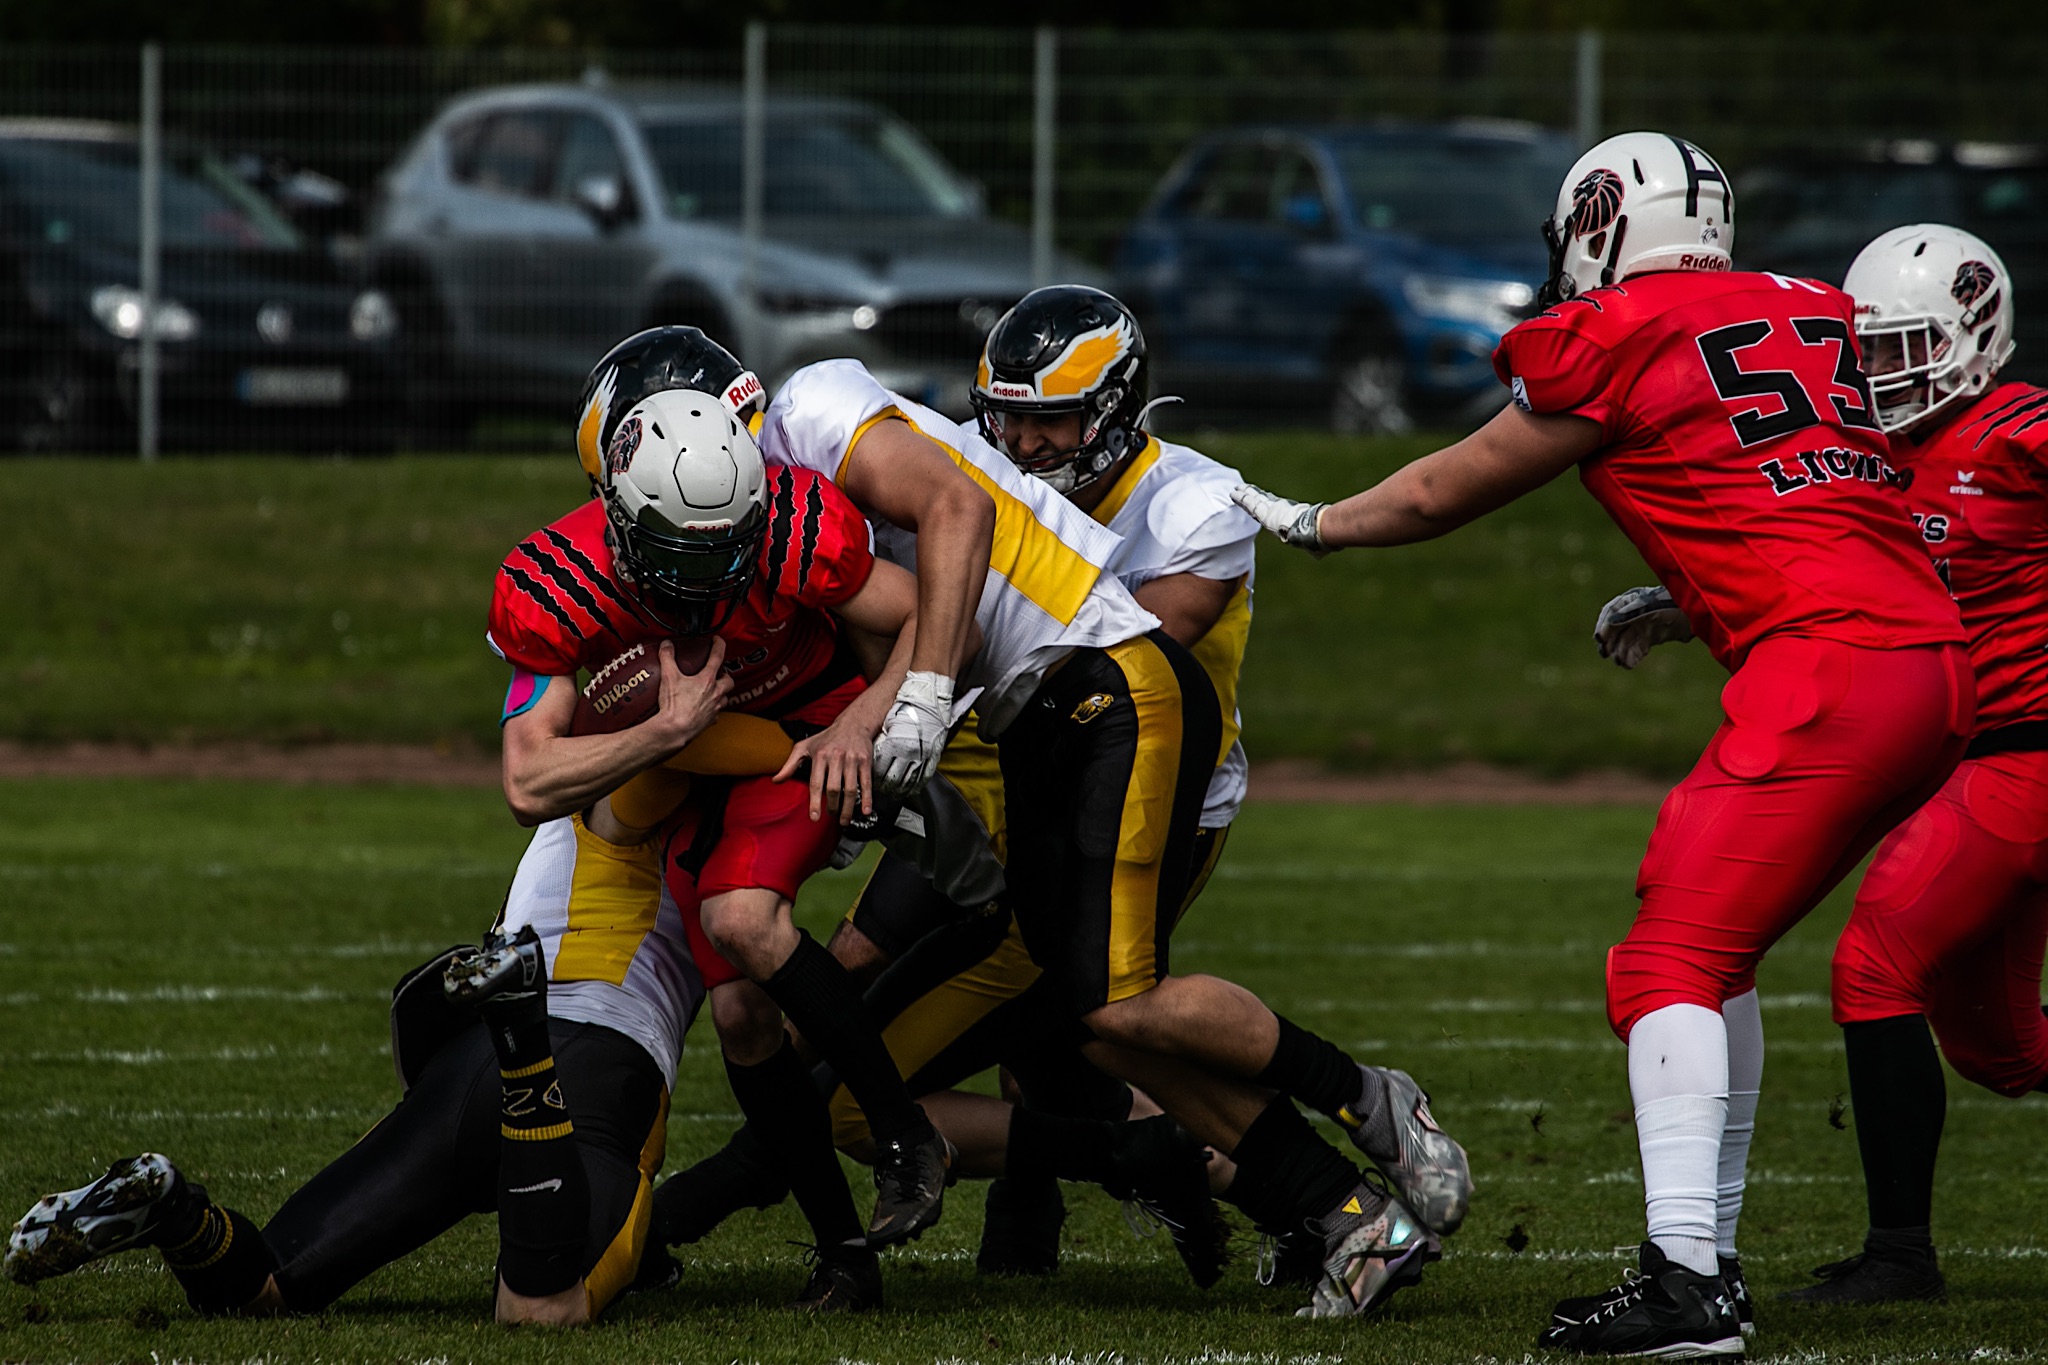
top-left (4, 778), bottom-right (2043, 1364)
top-left (0, 440), bottom-right (1728, 773)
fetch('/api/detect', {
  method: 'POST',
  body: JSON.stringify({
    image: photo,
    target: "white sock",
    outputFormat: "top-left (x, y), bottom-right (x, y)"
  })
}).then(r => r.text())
top-left (1628, 1002), bottom-right (1728, 1277)
top-left (1717, 989), bottom-right (1764, 1260)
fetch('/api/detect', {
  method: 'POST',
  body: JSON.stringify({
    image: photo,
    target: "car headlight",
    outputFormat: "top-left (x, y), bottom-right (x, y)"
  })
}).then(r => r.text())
top-left (90, 285), bottom-right (200, 342)
top-left (349, 289), bottom-right (399, 343)
top-left (1401, 276), bottom-right (1536, 332)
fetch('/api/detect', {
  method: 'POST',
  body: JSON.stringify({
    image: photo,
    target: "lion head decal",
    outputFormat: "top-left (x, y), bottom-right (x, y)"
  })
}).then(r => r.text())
top-left (1568, 169), bottom-right (1626, 239)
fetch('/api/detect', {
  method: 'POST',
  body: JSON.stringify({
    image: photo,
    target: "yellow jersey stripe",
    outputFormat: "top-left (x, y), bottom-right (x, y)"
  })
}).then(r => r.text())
top-left (1086, 437), bottom-right (1164, 528)
top-left (1191, 580), bottom-right (1250, 768)
top-left (838, 405), bottom-right (905, 485)
top-left (551, 817), bottom-right (667, 987)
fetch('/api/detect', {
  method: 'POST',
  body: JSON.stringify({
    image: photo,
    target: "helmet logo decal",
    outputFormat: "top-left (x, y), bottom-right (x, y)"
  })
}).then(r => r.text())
top-left (1038, 316), bottom-right (1134, 398)
top-left (1952, 261), bottom-right (2000, 327)
top-left (1568, 169), bottom-right (1626, 239)
top-left (577, 366), bottom-right (618, 480)
top-left (1670, 136), bottom-right (1733, 219)
top-left (606, 416), bottom-right (642, 477)
top-left (721, 371), bottom-right (764, 417)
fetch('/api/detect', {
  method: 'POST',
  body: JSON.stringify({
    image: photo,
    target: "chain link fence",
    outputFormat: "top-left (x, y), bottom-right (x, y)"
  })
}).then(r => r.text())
top-left (2, 30), bottom-right (2044, 453)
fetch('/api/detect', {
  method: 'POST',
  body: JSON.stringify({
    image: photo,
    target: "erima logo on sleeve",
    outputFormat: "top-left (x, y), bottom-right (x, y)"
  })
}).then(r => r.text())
top-left (1510, 376), bottom-right (1532, 412)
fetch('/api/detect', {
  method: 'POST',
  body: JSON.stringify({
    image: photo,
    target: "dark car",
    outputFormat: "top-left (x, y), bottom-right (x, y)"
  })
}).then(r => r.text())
top-left (0, 120), bottom-right (401, 452)
top-left (1115, 120), bottom-right (1576, 432)
top-left (1737, 141), bottom-right (2048, 386)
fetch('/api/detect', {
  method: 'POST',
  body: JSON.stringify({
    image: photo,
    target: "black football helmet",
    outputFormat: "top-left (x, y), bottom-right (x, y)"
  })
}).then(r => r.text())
top-left (575, 326), bottom-right (767, 490)
top-left (971, 285), bottom-right (1154, 493)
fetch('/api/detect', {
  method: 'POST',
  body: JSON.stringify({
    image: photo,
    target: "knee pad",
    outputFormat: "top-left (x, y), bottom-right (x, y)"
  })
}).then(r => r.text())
top-left (1605, 941), bottom-right (1728, 1042)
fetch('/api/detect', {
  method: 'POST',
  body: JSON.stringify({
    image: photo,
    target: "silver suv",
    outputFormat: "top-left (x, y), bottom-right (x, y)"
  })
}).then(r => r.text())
top-left (368, 82), bottom-right (1082, 441)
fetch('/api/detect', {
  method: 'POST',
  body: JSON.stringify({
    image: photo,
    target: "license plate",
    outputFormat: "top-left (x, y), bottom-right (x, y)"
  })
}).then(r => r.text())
top-left (238, 368), bottom-right (348, 406)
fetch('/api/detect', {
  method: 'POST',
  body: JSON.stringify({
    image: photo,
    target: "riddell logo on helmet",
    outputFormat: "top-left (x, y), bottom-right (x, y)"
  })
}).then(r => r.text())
top-left (723, 372), bottom-right (763, 414)
top-left (987, 381), bottom-right (1035, 401)
top-left (1677, 254), bottom-right (1730, 271)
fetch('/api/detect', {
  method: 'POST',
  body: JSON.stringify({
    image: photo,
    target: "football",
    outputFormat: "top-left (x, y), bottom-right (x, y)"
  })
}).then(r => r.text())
top-left (569, 637), bottom-right (714, 736)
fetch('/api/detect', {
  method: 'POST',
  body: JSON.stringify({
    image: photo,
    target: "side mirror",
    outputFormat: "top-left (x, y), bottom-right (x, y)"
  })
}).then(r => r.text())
top-left (573, 174), bottom-right (630, 230)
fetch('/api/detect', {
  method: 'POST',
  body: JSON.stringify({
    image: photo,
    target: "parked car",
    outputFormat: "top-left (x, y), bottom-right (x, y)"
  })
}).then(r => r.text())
top-left (367, 83), bottom-right (1088, 439)
top-left (1737, 141), bottom-right (2048, 387)
top-left (0, 119), bottom-right (401, 453)
top-left (1115, 120), bottom-right (1576, 432)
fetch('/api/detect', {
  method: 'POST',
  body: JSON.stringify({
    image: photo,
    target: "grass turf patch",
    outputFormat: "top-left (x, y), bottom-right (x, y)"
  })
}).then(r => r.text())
top-left (0, 445), bottom-right (1728, 773)
top-left (2, 779), bottom-right (2044, 1363)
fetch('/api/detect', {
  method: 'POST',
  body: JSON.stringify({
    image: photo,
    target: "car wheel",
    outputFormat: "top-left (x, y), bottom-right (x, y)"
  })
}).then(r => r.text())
top-left (1328, 333), bottom-right (1413, 436)
top-left (15, 350), bottom-right (119, 453)
top-left (387, 276), bottom-right (472, 451)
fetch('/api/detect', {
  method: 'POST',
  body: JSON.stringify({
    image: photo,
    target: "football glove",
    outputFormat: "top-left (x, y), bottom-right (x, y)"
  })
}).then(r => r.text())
top-left (1593, 585), bottom-right (1693, 669)
top-left (873, 671), bottom-right (953, 798)
top-left (1232, 483), bottom-right (1332, 556)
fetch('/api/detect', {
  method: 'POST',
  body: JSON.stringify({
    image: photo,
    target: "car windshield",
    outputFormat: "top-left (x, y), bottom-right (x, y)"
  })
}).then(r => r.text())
top-left (1329, 134), bottom-right (1571, 250)
top-left (0, 136), bottom-right (302, 251)
top-left (641, 112), bottom-right (974, 220)
top-left (1739, 163), bottom-right (2048, 258)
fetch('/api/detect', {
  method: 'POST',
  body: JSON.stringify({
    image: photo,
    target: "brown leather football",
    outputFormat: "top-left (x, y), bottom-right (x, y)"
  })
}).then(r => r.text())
top-left (569, 637), bottom-right (714, 736)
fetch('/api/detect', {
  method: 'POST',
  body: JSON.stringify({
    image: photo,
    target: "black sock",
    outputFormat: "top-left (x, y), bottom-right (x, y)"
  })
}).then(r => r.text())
top-left (1844, 1014), bottom-right (1946, 1232)
top-left (724, 1040), bottom-right (864, 1250)
top-left (1004, 1108), bottom-right (1119, 1187)
top-left (157, 1188), bottom-right (278, 1315)
top-left (489, 1025), bottom-right (592, 1296)
top-left (1865, 1224), bottom-right (1937, 1262)
top-left (1220, 1096), bottom-right (1361, 1235)
top-left (653, 1124), bottom-right (790, 1246)
top-left (763, 932), bottom-right (922, 1142)
top-left (1255, 1016), bottom-right (1366, 1122)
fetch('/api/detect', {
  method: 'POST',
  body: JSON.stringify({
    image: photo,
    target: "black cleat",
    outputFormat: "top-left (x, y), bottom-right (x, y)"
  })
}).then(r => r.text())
top-left (866, 1116), bottom-right (953, 1248)
top-left (791, 1244), bottom-right (882, 1313)
top-left (1778, 1244), bottom-right (1945, 1306)
top-left (1103, 1115), bottom-right (1231, 1289)
top-left (442, 925), bottom-right (546, 1007)
top-left (1721, 1255), bottom-right (1755, 1338)
top-left (1539, 1242), bottom-right (1743, 1358)
top-left (976, 1175), bottom-right (1064, 1276)
top-left (626, 1247), bottom-right (681, 1295)
top-left (1295, 1173), bottom-right (1440, 1318)
top-left (6, 1155), bottom-right (188, 1286)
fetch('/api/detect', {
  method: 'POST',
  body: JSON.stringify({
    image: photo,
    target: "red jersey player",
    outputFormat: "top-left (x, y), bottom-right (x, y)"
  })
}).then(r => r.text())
top-left (490, 328), bottom-right (955, 1279)
top-left (1236, 133), bottom-right (1969, 1358)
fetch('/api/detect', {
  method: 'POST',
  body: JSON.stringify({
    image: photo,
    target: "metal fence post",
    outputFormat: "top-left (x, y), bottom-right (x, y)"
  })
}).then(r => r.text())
top-left (741, 21), bottom-right (766, 358)
top-left (138, 43), bottom-right (161, 462)
top-left (1574, 28), bottom-right (1602, 151)
top-left (1031, 26), bottom-right (1057, 289)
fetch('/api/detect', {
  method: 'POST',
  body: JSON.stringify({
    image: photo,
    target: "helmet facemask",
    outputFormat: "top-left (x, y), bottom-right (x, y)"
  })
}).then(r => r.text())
top-left (973, 386), bottom-right (1136, 494)
top-left (604, 500), bottom-right (766, 637)
top-left (1846, 224), bottom-right (2016, 437)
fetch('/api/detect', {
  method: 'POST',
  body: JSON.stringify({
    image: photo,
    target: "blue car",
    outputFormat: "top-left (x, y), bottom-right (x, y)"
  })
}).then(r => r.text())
top-left (1115, 120), bottom-right (1577, 432)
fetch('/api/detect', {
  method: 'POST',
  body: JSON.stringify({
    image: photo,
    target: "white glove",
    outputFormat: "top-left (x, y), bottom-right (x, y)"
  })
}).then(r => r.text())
top-left (873, 671), bottom-right (953, 798)
top-left (1232, 483), bottom-right (1331, 556)
top-left (1593, 585), bottom-right (1694, 669)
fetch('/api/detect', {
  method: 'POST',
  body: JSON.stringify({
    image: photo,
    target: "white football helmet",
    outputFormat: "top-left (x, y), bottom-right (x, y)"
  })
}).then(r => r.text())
top-left (1539, 132), bottom-right (1734, 306)
top-left (1842, 223), bottom-right (2016, 434)
top-left (600, 387), bottom-right (767, 635)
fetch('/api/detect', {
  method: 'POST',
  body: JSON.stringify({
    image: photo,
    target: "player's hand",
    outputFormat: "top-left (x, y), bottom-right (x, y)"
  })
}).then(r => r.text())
top-left (873, 670), bottom-right (953, 799)
top-left (774, 712), bottom-right (876, 823)
top-left (1232, 483), bottom-right (1332, 556)
top-left (651, 637), bottom-right (730, 746)
top-left (1593, 585), bottom-right (1693, 669)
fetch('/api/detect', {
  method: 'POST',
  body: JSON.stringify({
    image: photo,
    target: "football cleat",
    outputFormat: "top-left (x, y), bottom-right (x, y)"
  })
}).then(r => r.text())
top-left (1721, 1256), bottom-right (1755, 1337)
top-left (6, 1154), bottom-right (186, 1286)
top-left (1295, 1174), bottom-right (1440, 1318)
top-left (1538, 1242), bottom-right (1743, 1358)
top-left (1778, 1245), bottom-right (1945, 1305)
top-left (976, 1175), bottom-right (1064, 1277)
top-left (442, 925), bottom-right (546, 1007)
top-left (791, 1244), bottom-right (882, 1313)
top-left (1103, 1116), bottom-right (1231, 1289)
top-left (865, 1118), bottom-right (954, 1248)
top-left (1341, 1066), bottom-right (1473, 1236)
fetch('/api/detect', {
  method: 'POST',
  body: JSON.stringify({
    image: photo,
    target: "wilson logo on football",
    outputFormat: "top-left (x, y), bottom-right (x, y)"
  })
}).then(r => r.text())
top-left (606, 416), bottom-right (642, 477)
top-left (1569, 168), bottom-right (1626, 238)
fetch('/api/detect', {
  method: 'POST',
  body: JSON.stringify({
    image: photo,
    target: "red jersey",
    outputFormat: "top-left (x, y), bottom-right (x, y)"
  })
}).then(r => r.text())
top-left (1495, 270), bottom-right (1962, 671)
top-left (1891, 383), bottom-right (2048, 734)
top-left (488, 466), bottom-right (874, 724)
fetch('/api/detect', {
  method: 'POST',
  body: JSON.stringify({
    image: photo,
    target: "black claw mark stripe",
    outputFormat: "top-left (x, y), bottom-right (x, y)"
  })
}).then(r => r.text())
top-left (797, 479), bottom-right (824, 594)
top-left (514, 539), bottom-right (613, 637)
top-left (764, 469), bottom-right (798, 589)
top-left (500, 563), bottom-right (582, 641)
top-left (541, 527), bottom-right (651, 625)
top-left (1964, 389), bottom-right (2048, 449)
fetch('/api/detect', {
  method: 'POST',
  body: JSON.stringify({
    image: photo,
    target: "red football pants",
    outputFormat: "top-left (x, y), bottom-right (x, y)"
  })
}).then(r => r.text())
top-left (1607, 637), bottom-right (1973, 1040)
top-left (1833, 749), bottom-right (2048, 1097)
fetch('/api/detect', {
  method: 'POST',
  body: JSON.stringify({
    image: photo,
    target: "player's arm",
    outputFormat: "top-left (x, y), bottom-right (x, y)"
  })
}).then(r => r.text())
top-left (776, 559), bottom-right (920, 820)
top-left (500, 639), bottom-right (731, 826)
top-left (1235, 405), bottom-right (1603, 551)
top-left (1133, 571), bottom-right (1241, 650)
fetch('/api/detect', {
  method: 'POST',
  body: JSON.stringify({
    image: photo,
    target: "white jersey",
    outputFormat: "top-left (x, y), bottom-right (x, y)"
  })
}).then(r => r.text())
top-left (501, 815), bottom-right (704, 1090)
top-left (759, 358), bottom-right (1159, 738)
top-left (1075, 434), bottom-right (1258, 827)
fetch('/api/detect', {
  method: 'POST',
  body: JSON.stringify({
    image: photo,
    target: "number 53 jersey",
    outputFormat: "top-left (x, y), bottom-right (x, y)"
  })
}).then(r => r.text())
top-left (1496, 270), bottom-right (1962, 672)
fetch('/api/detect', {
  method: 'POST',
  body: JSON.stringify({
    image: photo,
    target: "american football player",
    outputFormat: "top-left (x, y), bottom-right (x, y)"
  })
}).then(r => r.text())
top-left (1610, 226), bottom-right (2048, 1307)
top-left (5, 803), bottom-right (718, 1324)
top-left (1237, 133), bottom-right (1970, 1358)
top-left (492, 328), bottom-right (950, 1284)
top-left (750, 333), bottom-right (1470, 1316)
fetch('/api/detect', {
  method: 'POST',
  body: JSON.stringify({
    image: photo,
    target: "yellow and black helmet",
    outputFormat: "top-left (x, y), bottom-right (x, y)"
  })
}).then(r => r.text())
top-left (971, 285), bottom-right (1152, 493)
top-left (574, 326), bottom-right (766, 490)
